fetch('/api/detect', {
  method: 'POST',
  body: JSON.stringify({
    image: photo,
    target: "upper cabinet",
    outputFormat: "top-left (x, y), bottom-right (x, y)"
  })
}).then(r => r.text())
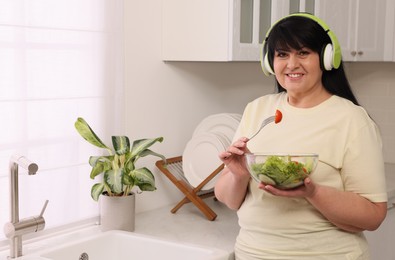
top-left (162, 0), bottom-right (267, 61)
top-left (162, 0), bottom-right (313, 61)
top-left (314, 0), bottom-right (393, 61)
top-left (162, 0), bottom-right (394, 62)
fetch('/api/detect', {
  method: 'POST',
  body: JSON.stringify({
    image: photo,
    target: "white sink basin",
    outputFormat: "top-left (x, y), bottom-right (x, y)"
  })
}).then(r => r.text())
top-left (15, 230), bottom-right (229, 260)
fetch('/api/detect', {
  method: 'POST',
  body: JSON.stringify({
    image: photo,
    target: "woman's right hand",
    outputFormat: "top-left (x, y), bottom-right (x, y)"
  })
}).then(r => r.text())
top-left (218, 136), bottom-right (250, 178)
top-left (215, 136), bottom-right (251, 209)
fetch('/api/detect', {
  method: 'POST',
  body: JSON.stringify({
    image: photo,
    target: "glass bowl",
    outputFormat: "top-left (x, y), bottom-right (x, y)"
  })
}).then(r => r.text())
top-left (245, 153), bottom-right (318, 189)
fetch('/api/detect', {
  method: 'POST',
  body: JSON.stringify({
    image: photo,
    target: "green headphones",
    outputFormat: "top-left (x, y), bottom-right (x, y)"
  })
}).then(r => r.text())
top-left (261, 13), bottom-right (342, 76)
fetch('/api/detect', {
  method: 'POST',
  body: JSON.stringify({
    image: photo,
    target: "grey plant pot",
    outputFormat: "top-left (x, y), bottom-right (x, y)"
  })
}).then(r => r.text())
top-left (99, 192), bottom-right (136, 232)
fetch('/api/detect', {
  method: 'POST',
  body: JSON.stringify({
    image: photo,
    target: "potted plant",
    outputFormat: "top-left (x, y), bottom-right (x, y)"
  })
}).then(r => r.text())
top-left (74, 117), bottom-right (166, 231)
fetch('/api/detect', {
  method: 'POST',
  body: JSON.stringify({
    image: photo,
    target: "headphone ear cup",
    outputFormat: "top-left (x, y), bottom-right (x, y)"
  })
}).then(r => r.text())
top-left (262, 53), bottom-right (275, 75)
top-left (321, 43), bottom-right (334, 71)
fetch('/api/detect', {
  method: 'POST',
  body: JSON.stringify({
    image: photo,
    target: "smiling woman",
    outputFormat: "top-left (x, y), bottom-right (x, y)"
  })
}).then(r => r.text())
top-left (0, 0), bottom-right (124, 242)
top-left (215, 13), bottom-right (387, 260)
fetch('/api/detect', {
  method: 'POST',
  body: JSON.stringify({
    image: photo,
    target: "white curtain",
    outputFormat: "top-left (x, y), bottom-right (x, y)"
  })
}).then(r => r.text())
top-left (0, 0), bottom-right (124, 241)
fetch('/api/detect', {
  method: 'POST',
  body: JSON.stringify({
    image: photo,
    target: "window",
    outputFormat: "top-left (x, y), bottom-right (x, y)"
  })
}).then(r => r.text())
top-left (0, 0), bottom-right (124, 242)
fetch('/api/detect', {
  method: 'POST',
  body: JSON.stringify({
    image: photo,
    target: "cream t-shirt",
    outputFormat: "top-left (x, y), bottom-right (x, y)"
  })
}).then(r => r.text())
top-left (234, 92), bottom-right (387, 260)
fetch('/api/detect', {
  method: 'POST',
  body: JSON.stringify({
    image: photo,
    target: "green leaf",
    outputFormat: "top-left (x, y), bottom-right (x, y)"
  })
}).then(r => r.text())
top-left (104, 169), bottom-right (123, 194)
top-left (89, 156), bottom-right (113, 179)
top-left (124, 152), bottom-right (135, 172)
top-left (130, 137), bottom-right (164, 159)
top-left (132, 167), bottom-right (156, 191)
top-left (75, 117), bottom-right (111, 151)
top-left (125, 149), bottom-right (166, 172)
top-left (88, 155), bottom-right (113, 167)
top-left (91, 183), bottom-right (105, 201)
top-left (122, 170), bottom-right (134, 186)
top-left (112, 136), bottom-right (130, 155)
top-left (139, 149), bottom-right (167, 162)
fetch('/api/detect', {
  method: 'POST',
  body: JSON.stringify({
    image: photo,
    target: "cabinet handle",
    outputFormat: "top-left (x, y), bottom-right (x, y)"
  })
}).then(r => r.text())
top-left (357, 51), bottom-right (363, 55)
top-left (351, 51), bottom-right (357, 56)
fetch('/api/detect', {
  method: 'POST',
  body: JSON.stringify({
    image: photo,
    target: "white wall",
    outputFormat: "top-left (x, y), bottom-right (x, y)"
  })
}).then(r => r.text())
top-left (346, 62), bottom-right (395, 164)
top-left (124, 1), bottom-right (395, 213)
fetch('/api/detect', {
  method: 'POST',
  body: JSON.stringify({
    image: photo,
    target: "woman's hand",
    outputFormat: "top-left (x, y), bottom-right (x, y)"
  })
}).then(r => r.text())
top-left (258, 177), bottom-right (317, 198)
top-left (218, 137), bottom-right (251, 179)
top-left (215, 137), bottom-right (252, 210)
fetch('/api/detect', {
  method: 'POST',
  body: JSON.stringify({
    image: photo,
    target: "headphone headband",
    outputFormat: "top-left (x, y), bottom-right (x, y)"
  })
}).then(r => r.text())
top-left (261, 13), bottom-right (342, 76)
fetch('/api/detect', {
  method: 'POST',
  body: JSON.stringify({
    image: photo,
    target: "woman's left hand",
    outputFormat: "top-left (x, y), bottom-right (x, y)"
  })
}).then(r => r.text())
top-left (258, 177), bottom-right (317, 199)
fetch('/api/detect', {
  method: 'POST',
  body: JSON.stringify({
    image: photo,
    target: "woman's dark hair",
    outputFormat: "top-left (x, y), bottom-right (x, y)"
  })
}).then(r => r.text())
top-left (265, 15), bottom-right (360, 106)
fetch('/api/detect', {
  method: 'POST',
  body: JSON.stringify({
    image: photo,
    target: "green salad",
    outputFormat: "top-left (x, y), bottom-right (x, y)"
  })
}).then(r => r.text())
top-left (250, 156), bottom-right (314, 188)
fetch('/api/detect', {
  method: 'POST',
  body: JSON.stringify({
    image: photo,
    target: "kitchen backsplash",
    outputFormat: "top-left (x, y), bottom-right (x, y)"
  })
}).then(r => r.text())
top-left (346, 62), bottom-right (395, 163)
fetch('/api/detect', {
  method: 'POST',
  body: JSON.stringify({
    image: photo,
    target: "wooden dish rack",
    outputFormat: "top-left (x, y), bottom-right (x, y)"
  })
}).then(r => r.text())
top-left (155, 156), bottom-right (224, 221)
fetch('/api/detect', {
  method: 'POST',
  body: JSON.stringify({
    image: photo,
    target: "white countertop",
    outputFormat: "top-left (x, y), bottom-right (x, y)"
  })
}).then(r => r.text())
top-left (1, 164), bottom-right (393, 260)
top-left (135, 198), bottom-right (239, 256)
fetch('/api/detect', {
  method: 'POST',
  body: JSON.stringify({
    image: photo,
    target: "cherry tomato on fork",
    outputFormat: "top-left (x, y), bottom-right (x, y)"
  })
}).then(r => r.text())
top-left (275, 109), bottom-right (282, 124)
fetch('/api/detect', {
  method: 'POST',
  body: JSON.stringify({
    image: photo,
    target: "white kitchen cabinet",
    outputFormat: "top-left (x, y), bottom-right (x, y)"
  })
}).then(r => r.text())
top-left (364, 200), bottom-right (395, 260)
top-left (162, 0), bottom-right (314, 61)
top-left (162, 0), bottom-right (394, 62)
top-left (314, 0), bottom-right (393, 61)
top-left (162, 0), bottom-right (267, 61)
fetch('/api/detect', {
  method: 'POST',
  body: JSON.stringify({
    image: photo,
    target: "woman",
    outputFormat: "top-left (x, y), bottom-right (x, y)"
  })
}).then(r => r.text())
top-left (214, 13), bottom-right (387, 260)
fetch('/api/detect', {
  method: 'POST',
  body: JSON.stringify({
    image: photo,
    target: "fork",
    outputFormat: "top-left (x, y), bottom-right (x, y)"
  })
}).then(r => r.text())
top-left (248, 115), bottom-right (275, 141)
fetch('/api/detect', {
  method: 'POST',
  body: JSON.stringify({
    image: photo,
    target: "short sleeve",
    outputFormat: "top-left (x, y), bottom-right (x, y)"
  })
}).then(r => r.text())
top-left (341, 118), bottom-right (387, 202)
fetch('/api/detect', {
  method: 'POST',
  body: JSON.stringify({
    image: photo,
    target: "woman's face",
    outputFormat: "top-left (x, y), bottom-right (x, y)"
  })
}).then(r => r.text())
top-left (273, 47), bottom-right (324, 100)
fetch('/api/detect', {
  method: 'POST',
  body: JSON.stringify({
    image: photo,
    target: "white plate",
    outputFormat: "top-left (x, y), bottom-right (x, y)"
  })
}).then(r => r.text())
top-left (183, 132), bottom-right (229, 190)
top-left (213, 131), bottom-right (231, 150)
top-left (192, 113), bottom-right (241, 143)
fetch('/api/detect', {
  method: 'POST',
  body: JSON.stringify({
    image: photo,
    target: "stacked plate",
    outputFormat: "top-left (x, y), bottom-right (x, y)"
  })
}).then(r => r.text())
top-left (182, 113), bottom-right (241, 190)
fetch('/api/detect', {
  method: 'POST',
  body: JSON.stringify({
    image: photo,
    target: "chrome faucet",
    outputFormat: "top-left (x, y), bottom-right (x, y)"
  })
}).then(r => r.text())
top-left (3, 154), bottom-right (49, 259)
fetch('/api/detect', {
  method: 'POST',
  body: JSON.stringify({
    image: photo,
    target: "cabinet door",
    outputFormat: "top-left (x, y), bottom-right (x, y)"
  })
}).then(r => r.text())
top-left (356, 0), bottom-right (386, 61)
top-left (315, 0), bottom-right (387, 61)
top-left (233, 0), bottom-right (317, 60)
top-left (162, 0), bottom-right (231, 61)
top-left (232, 0), bottom-right (272, 61)
top-left (314, 0), bottom-right (356, 61)
top-left (162, 0), bottom-right (273, 61)
top-left (271, 0), bottom-right (291, 23)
